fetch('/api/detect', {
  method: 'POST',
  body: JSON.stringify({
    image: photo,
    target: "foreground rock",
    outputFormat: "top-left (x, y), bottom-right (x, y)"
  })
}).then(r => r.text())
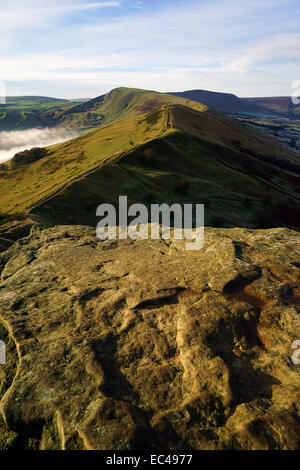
top-left (0, 225), bottom-right (299, 450)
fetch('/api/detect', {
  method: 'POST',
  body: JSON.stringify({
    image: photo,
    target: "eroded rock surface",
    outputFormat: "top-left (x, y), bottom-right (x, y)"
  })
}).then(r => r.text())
top-left (0, 225), bottom-right (299, 450)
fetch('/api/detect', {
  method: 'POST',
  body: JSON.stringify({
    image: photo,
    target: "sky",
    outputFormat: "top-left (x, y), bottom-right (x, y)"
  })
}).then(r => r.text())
top-left (0, 0), bottom-right (300, 99)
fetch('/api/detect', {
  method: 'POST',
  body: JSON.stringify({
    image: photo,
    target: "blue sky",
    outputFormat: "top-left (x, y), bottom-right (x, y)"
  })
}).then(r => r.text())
top-left (1, 0), bottom-right (300, 98)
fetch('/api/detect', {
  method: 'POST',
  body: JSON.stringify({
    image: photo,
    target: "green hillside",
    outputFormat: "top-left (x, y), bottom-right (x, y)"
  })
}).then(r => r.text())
top-left (1, 102), bottom-right (299, 235)
top-left (58, 87), bottom-right (207, 129)
top-left (0, 105), bottom-right (175, 217)
top-left (0, 97), bottom-right (82, 131)
top-left (0, 88), bottom-right (207, 132)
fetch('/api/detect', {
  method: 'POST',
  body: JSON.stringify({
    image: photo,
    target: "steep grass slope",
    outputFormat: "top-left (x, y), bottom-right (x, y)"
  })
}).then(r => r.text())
top-left (0, 103), bottom-right (299, 233)
top-left (0, 106), bottom-right (175, 218)
top-left (58, 87), bottom-right (207, 129)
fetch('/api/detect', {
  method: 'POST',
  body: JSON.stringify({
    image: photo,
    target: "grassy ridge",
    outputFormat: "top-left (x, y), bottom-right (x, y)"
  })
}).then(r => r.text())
top-left (1, 101), bottom-right (299, 231)
top-left (0, 106), bottom-right (174, 217)
top-left (0, 87), bottom-right (207, 132)
top-left (58, 87), bottom-right (207, 129)
top-left (33, 106), bottom-right (300, 229)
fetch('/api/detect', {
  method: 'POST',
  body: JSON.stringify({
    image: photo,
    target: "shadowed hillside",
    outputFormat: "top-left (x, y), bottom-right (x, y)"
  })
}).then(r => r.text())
top-left (168, 89), bottom-right (268, 114)
top-left (1, 101), bottom-right (299, 238)
top-left (243, 97), bottom-right (300, 115)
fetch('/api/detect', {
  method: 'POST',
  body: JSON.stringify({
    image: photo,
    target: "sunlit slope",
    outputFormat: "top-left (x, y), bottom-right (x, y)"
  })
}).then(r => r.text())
top-left (0, 106), bottom-right (175, 217)
top-left (170, 104), bottom-right (300, 166)
top-left (0, 97), bottom-right (80, 131)
top-left (1, 103), bottom-right (300, 230)
top-left (58, 87), bottom-right (207, 129)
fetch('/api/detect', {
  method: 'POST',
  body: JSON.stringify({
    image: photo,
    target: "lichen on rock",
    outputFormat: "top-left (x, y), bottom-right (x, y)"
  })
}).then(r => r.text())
top-left (0, 225), bottom-right (299, 449)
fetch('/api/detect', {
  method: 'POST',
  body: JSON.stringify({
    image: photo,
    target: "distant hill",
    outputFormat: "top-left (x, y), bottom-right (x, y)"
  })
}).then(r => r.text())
top-left (0, 87), bottom-right (208, 131)
top-left (71, 98), bottom-right (91, 102)
top-left (3, 89), bottom-right (299, 133)
top-left (6, 96), bottom-right (69, 104)
top-left (168, 89), bottom-right (268, 114)
top-left (57, 87), bottom-right (207, 129)
top-left (0, 96), bottom-right (83, 131)
top-left (1, 97), bottom-right (299, 231)
top-left (243, 96), bottom-right (300, 114)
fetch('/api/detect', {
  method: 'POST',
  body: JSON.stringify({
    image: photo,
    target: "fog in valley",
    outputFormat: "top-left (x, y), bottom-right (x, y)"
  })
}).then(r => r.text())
top-left (0, 127), bottom-right (79, 163)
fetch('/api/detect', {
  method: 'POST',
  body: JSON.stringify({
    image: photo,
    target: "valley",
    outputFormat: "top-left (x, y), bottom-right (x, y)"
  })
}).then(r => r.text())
top-left (234, 113), bottom-right (300, 153)
top-left (0, 96), bottom-right (81, 132)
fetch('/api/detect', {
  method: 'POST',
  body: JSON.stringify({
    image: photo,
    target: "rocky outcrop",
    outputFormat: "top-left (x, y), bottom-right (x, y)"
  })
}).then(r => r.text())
top-left (11, 148), bottom-right (47, 168)
top-left (0, 225), bottom-right (299, 450)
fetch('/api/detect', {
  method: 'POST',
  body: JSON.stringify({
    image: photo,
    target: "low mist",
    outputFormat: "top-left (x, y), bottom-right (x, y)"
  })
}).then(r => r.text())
top-left (0, 127), bottom-right (79, 163)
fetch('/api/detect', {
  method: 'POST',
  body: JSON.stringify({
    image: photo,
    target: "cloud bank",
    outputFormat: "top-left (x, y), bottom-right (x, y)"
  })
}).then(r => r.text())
top-left (1, 0), bottom-right (300, 97)
top-left (0, 127), bottom-right (79, 163)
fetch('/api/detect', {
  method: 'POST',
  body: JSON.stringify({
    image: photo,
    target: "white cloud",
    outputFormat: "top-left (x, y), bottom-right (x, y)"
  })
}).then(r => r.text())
top-left (226, 33), bottom-right (300, 73)
top-left (1, 1), bottom-right (120, 28)
top-left (1, 0), bottom-right (299, 97)
top-left (0, 127), bottom-right (79, 163)
top-left (49, 2), bottom-right (121, 12)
